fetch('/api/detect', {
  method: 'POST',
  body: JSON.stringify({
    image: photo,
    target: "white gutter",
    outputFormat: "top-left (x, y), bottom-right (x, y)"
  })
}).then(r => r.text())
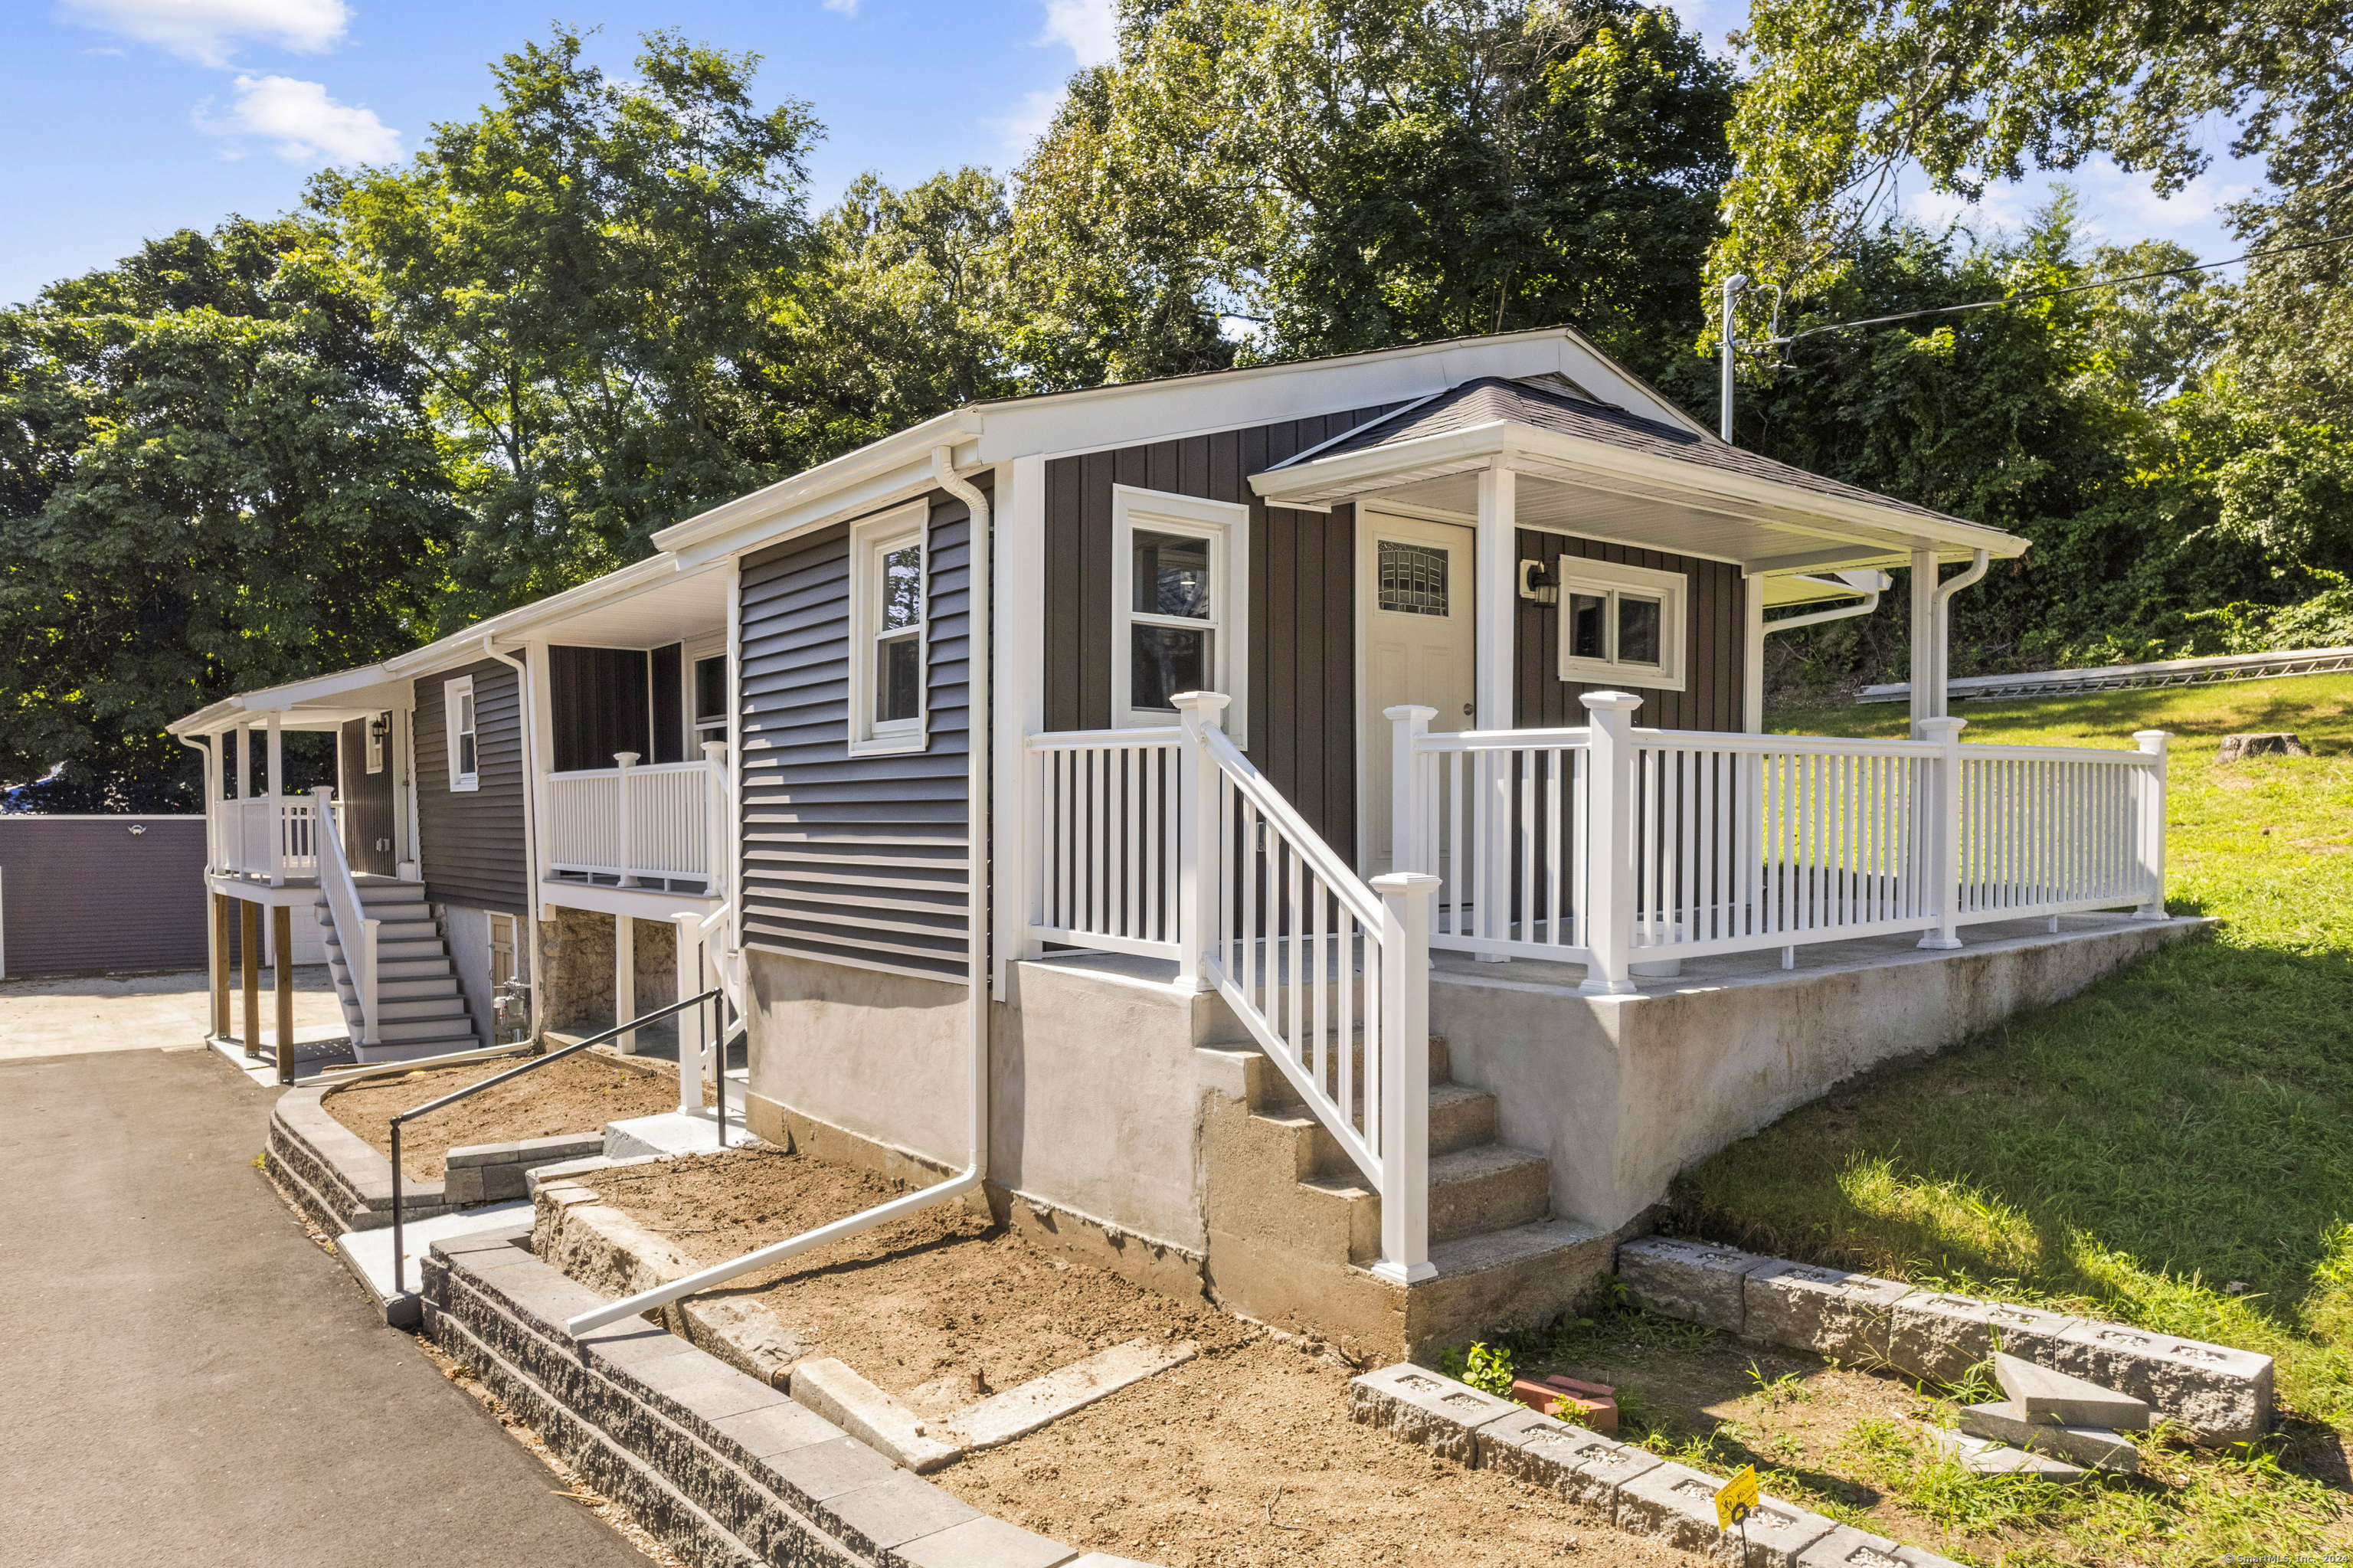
top-left (477, 636), bottom-right (544, 925)
top-left (1927, 549), bottom-right (1991, 719)
top-left (1761, 571), bottom-right (1888, 634)
top-left (566, 445), bottom-right (996, 1337)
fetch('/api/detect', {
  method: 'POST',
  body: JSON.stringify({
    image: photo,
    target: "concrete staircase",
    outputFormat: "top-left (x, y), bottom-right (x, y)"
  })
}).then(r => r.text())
top-left (1200, 1033), bottom-right (1612, 1361)
top-left (313, 879), bottom-right (481, 1063)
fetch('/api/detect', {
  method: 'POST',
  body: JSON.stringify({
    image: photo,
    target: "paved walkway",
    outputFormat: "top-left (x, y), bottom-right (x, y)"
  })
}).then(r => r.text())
top-left (0, 1043), bottom-right (646, 1566)
top-left (0, 965), bottom-right (345, 1060)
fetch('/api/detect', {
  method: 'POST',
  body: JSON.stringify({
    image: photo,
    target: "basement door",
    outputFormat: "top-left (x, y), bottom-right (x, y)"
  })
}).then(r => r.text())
top-left (1359, 512), bottom-right (1474, 877)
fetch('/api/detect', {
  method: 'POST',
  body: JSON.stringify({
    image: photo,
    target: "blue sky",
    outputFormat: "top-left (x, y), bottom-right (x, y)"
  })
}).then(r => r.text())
top-left (5, 0), bottom-right (2270, 310)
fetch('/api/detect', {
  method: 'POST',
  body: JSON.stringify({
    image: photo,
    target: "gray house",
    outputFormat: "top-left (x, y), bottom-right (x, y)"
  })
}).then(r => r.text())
top-left (172, 327), bottom-right (2181, 1356)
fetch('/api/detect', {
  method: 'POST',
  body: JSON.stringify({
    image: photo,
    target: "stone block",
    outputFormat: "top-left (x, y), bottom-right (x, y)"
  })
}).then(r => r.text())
top-left (758, 1432), bottom-right (905, 1514)
top-left (1883, 1293), bottom-right (2078, 1384)
top-left (886, 1514), bottom-right (1077, 1568)
top-left (1991, 1352), bottom-right (2150, 1429)
top-left (1473, 1408), bottom-right (1604, 1494)
top-left (948, 1337), bottom-right (1196, 1451)
top-left (1926, 1428), bottom-right (2090, 1483)
top-left (1797, 1524), bottom-right (1965, 1568)
top-left (824, 1472), bottom-right (981, 1560)
top-left (1613, 1460), bottom-right (1729, 1552)
top-left (1956, 1402), bottom-right (2138, 1472)
top-left (709, 1399), bottom-right (842, 1465)
top-left (1556, 1430), bottom-right (1663, 1514)
top-left (2047, 1321), bottom-right (2273, 1443)
top-left (1617, 1236), bottom-right (1771, 1334)
top-left (791, 1357), bottom-right (963, 1473)
top-left (1724, 1495), bottom-right (1839, 1568)
top-left (1743, 1262), bottom-right (1912, 1363)
top-left (1346, 1363), bottom-right (1522, 1463)
top-left (440, 1166), bottom-right (485, 1206)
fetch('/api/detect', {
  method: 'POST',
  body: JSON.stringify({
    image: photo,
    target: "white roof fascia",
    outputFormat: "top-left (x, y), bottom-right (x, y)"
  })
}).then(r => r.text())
top-left (651, 409), bottom-right (983, 556)
top-left (167, 663), bottom-right (407, 735)
top-left (381, 553), bottom-right (692, 679)
top-left (664, 449), bottom-right (963, 572)
top-left (1252, 420), bottom-right (2026, 563)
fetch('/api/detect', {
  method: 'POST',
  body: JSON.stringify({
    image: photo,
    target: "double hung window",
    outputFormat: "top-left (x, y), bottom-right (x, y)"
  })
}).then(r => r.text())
top-left (1111, 486), bottom-right (1249, 741)
top-left (444, 676), bottom-right (479, 791)
top-left (849, 502), bottom-right (930, 755)
top-left (1553, 557), bottom-right (1687, 691)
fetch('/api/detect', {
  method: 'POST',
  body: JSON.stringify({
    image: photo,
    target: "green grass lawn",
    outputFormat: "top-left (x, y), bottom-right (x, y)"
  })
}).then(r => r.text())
top-left (1658, 673), bottom-right (2353, 1554)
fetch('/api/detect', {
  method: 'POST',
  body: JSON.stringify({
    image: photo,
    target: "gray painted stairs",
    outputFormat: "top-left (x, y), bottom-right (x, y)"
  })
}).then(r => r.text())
top-left (314, 878), bottom-right (480, 1059)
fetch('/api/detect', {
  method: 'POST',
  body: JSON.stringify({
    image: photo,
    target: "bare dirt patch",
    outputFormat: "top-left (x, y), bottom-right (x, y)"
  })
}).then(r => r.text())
top-left (586, 1151), bottom-right (1702, 1566)
top-left (328, 1050), bottom-right (679, 1181)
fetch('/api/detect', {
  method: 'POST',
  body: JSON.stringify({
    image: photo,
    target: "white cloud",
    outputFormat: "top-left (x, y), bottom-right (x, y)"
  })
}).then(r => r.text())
top-left (61, 0), bottom-right (350, 68)
top-left (821, 0), bottom-right (859, 13)
top-left (983, 87), bottom-right (1062, 155)
top-left (195, 74), bottom-right (398, 165)
top-left (1038, 0), bottom-right (1116, 67)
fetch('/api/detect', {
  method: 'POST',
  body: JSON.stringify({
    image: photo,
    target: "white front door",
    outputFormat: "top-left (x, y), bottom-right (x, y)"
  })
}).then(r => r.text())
top-left (1360, 512), bottom-right (1476, 877)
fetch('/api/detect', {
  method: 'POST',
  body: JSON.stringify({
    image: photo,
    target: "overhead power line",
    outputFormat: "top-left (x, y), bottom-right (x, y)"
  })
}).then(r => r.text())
top-left (1763, 230), bottom-right (2353, 350)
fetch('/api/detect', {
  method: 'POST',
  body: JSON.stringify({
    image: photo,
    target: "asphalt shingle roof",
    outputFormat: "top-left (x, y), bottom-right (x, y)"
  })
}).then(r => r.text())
top-left (1288, 377), bottom-right (1966, 527)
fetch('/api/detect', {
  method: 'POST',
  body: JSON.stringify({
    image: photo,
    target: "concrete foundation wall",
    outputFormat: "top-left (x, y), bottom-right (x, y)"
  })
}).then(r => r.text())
top-left (1432, 916), bottom-right (2202, 1234)
top-left (742, 949), bottom-right (1232, 1261)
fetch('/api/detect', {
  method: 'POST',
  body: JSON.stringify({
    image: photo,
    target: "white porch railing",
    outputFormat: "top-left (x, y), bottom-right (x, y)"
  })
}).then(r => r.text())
top-left (215, 795), bottom-right (334, 883)
top-left (1023, 727), bottom-right (1184, 958)
top-left (545, 750), bottom-right (724, 888)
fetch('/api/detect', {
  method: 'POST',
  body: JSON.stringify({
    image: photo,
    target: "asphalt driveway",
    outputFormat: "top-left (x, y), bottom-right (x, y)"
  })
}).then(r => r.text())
top-left (0, 1042), bottom-right (646, 1566)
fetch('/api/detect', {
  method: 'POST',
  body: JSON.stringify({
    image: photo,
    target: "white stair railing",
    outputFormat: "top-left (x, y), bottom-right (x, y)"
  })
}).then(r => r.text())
top-left (1176, 693), bottom-right (1438, 1284)
top-left (309, 786), bottom-right (379, 1046)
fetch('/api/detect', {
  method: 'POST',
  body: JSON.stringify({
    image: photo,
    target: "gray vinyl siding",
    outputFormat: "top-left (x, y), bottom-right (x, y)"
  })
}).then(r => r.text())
top-left (738, 486), bottom-right (979, 986)
top-left (1042, 407), bottom-right (1409, 853)
top-left (1513, 530), bottom-right (1746, 733)
top-left (0, 817), bottom-right (208, 976)
top-left (413, 659), bottom-right (529, 914)
top-left (337, 717), bottom-right (398, 877)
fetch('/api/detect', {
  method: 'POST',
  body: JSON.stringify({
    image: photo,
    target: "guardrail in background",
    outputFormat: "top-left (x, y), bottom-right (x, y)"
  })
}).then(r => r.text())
top-left (1860, 645), bottom-right (2353, 704)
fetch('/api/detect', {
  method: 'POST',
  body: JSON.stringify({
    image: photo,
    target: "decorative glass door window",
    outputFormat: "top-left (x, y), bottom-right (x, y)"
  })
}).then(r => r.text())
top-left (1556, 557), bottom-right (1687, 690)
top-left (1376, 542), bottom-right (1450, 617)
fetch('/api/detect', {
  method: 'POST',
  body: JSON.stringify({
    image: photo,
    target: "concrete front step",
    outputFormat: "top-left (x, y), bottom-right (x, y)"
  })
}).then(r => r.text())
top-left (1303, 1141), bottom-right (1552, 1247)
top-left (1248, 1035), bottom-right (1455, 1115)
top-left (1258, 1079), bottom-right (1499, 1176)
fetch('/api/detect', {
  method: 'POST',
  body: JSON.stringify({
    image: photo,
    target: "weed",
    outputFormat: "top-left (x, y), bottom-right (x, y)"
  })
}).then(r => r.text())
top-left (1744, 1363), bottom-right (1812, 1406)
top-left (1440, 1340), bottom-right (1515, 1397)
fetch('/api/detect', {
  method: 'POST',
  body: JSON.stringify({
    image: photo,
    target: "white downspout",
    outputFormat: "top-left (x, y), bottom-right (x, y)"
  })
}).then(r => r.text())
top-left (567, 444), bottom-right (994, 1337)
top-left (1927, 550), bottom-right (1990, 719)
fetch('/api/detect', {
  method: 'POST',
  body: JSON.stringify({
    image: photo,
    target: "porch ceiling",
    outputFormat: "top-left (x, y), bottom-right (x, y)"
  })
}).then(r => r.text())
top-left (528, 561), bottom-right (730, 650)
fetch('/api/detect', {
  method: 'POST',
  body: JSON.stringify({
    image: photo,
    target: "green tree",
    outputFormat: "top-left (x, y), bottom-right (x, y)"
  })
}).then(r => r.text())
top-left (0, 219), bottom-right (454, 808)
top-left (318, 27), bottom-right (823, 626)
top-left (1007, 0), bottom-right (1734, 384)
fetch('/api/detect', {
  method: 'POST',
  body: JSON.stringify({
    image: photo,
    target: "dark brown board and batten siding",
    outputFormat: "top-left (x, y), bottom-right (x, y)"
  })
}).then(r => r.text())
top-left (1042, 405), bottom-right (1412, 853)
top-left (737, 486), bottom-right (979, 986)
top-left (1514, 530), bottom-right (1744, 732)
top-left (413, 659), bottom-right (529, 914)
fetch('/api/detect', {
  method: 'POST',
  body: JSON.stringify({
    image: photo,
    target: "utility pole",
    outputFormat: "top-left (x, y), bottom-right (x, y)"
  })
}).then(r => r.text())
top-left (1720, 273), bottom-right (1748, 444)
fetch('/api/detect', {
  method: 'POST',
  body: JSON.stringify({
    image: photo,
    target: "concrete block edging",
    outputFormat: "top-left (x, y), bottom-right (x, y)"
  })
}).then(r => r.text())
top-left (421, 1225), bottom-right (1121, 1568)
top-left (267, 1084), bottom-right (609, 1233)
top-left (1615, 1236), bottom-right (2274, 1444)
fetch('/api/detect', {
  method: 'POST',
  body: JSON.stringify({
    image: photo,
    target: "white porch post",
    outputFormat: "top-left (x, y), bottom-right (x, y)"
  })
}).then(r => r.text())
top-left (614, 751), bottom-right (640, 886)
top-left (1474, 461), bottom-right (1517, 959)
top-left (265, 712), bottom-right (285, 888)
top-left (1369, 871), bottom-right (1439, 1285)
top-left (1916, 716), bottom-right (1966, 949)
top-left (995, 454), bottom-right (1047, 990)
top-left (1386, 705), bottom-right (1435, 875)
top-left (1908, 547), bottom-right (1939, 729)
top-left (527, 640), bottom-right (556, 921)
top-left (673, 910), bottom-right (705, 1115)
top-left (1577, 691), bottom-right (1643, 994)
top-left (232, 721), bottom-right (251, 875)
top-left (615, 914), bottom-right (637, 1055)
top-left (702, 741), bottom-right (729, 903)
top-left (1742, 575), bottom-right (1767, 735)
top-left (396, 702), bottom-right (421, 880)
top-left (202, 734), bottom-right (222, 872)
top-left (2132, 730), bottom-right (2171, 919)
top-left (1173, 691), bottom-right (1232, 995)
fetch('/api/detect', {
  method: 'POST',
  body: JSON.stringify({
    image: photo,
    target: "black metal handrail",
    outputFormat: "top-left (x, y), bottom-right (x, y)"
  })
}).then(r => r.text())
top-left (388, 984), bottom-right (729, 1302)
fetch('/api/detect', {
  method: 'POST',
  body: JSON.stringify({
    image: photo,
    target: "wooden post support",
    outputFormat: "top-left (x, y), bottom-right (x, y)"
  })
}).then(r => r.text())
top-left (273, 904), bottom-right (295, 1083)
top-left (211, 892), bottom-right (231, 1039)
top-left (240, 899), bottom-right (260, 1058)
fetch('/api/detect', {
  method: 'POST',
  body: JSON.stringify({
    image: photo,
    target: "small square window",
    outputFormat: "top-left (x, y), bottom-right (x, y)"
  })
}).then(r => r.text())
top-left (1553, 558), bottom-right (1687, 691)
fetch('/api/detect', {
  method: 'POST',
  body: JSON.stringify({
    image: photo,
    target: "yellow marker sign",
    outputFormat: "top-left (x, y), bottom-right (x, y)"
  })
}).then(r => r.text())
top-left (1713, 1465), bottom-right (1761, 1530)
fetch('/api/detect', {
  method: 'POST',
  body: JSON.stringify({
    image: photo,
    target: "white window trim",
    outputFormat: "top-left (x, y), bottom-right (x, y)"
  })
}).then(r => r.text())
top-left (1111, 485), bottom-right (1250, 745)
top-left (1554, 556), bottom-right (1688, 692)
top-left (443, 676), bottom-right (480, 791)
top-left (847, 500), bottom-right (931, 758)
top-left (364, 712), bottom-right (385, 774)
